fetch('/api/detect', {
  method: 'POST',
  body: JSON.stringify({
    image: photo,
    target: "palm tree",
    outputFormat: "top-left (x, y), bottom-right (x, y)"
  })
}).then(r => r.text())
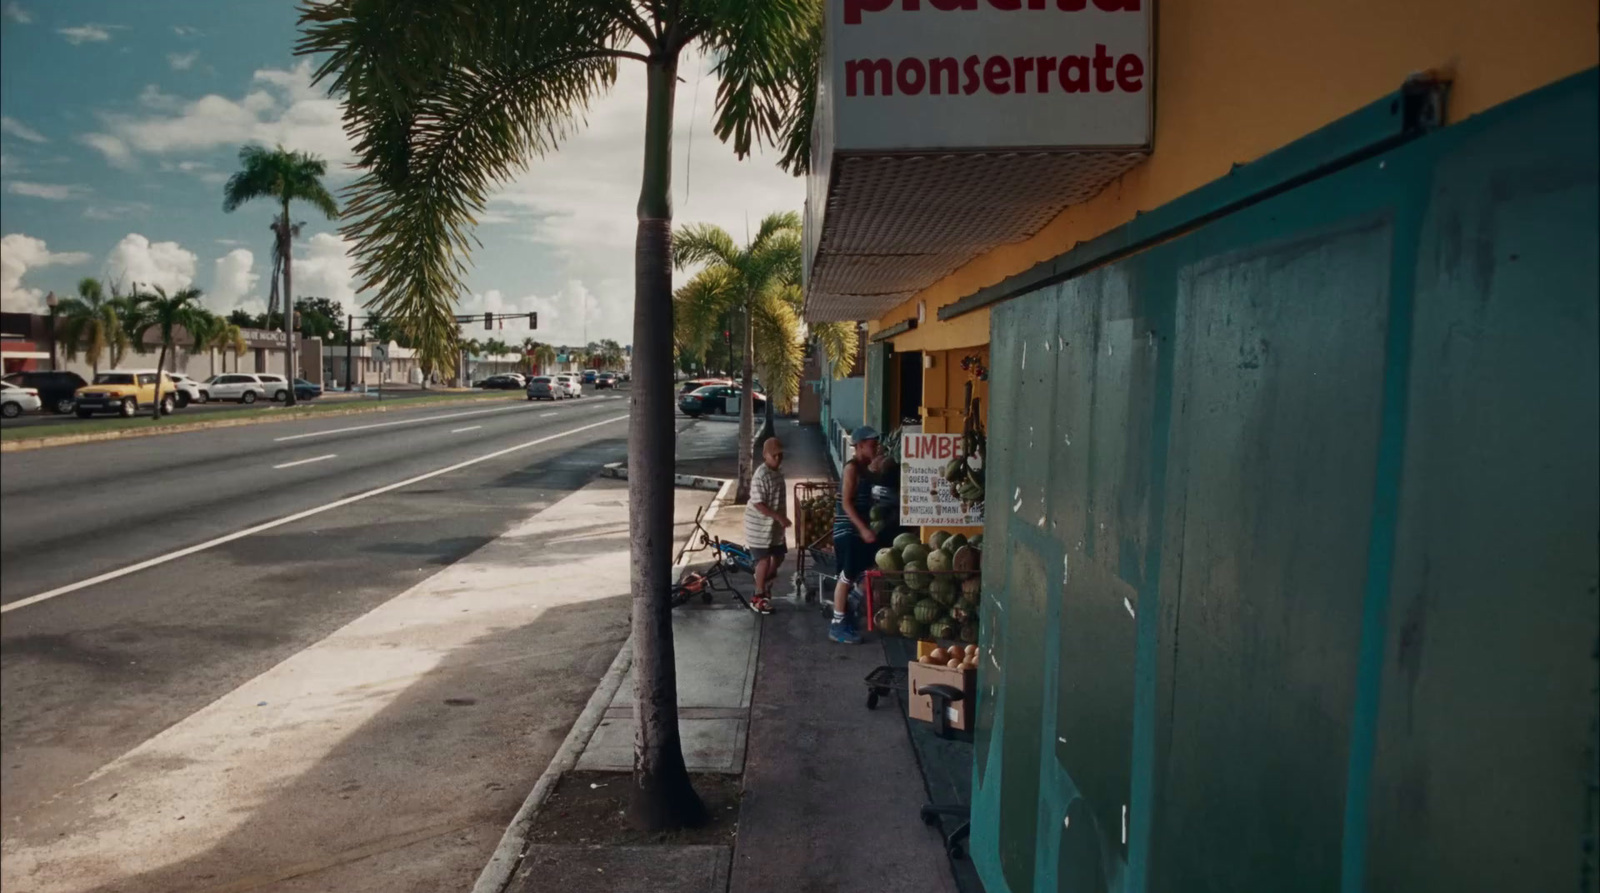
top-left (55, 277), bottom-right (129, 375)
top-left (459, 336), bottom-right (483, 385)
top-left (212, 319), bottom-right (248, 374)
top-left (520, 336), bottom-right (539, 374)
top-left (300, 0), bottom-right (819, 831)
top-left (222, 144), bottom-right (340, 406)
top-left (672, 213), bottom-right (800, 500)
top-left (533, 342), bottom-right (558, 375)
top-left (126, 286), bottom-right (206, 420)
top-left (483, 337), bottom-right (510, 376)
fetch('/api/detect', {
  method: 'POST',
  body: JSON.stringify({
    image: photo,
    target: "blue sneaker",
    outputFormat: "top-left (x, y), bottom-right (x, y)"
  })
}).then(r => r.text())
top-left (829, 620), bottom-right (861, 644)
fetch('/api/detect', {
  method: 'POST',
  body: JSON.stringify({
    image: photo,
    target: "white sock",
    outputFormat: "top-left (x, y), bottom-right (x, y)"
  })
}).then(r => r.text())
top-left (832, 610), bottom-right (845, 622)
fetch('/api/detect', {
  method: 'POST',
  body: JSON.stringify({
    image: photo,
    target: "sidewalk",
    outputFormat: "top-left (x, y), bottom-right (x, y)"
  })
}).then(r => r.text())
top-left (499, 420), bottom-right (962, 893)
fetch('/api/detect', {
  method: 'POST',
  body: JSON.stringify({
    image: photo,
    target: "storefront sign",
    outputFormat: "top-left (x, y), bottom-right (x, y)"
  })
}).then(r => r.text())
top-left (900, 432), bottom-right (983, 526)
top-left (829, 0), bottom-right (1151, 151)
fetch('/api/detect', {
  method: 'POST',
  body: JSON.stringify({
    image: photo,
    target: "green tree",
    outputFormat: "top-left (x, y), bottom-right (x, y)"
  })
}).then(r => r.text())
top-left (296, 296), bottom-right (346, 343)
top-left (222, 144), bottom-right (340, 405)
top-left (212, 319), bottom-right (249, 374)
top-left (300, 0), bottom-right (820, 831)
top-left (532, 342), bottom-right (558, 374)
top-left (126, 286), bottom-right (206, 420)
top-left (55, 277), bottom-right (129, 375)
top-left (227, 308), bottom-right (258, 328)
top-left (672, 212), bottom-right (801, 500)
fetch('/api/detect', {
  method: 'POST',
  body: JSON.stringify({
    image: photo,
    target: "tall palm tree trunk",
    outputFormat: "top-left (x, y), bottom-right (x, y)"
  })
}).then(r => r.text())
top-left (280, 208), bottom-right (299, 407)
top-left (151, 345), bottom-right (167, 421)
top-left (627, 51), bottom-right (705, 834)
top-left (737, 303), bottom-right (755, 502)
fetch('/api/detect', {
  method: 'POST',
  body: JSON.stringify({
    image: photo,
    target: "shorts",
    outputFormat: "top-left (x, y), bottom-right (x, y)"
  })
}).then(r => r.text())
top-left (833, 530), bottom-right (875, 583)
top-left (750, 542), bottom-right (788, 563)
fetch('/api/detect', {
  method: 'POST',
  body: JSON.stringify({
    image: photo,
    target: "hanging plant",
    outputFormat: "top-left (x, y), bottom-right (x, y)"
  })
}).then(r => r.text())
top-left (959, 353), bottom-right (988, 381)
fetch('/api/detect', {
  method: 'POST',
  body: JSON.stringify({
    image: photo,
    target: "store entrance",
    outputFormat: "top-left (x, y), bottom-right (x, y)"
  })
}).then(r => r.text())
top-left (896, 349), bottom-right (923, 427)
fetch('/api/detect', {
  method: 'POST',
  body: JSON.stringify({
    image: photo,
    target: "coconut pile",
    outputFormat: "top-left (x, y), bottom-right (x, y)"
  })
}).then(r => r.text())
top-left (871, 530), bottom-right (983, 644)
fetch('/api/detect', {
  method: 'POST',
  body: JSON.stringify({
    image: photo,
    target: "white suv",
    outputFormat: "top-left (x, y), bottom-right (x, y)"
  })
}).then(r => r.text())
top-left (204, 373), bottom-right (270, 404)
top-left (255, 374), bottom-right (293, 402)
top-left (168, 373), bottom-right (207, 406)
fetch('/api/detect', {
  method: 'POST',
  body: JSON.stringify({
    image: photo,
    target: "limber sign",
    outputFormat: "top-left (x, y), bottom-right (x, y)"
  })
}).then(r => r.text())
top-left (900, 432), bottom-right (984, 527)
top-left (829, 0), bottom-right (1152, 151)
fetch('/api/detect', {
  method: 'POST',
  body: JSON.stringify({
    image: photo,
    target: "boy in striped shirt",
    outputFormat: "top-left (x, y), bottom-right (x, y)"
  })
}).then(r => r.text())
top-left (743, 437), bottom-right (789, 614)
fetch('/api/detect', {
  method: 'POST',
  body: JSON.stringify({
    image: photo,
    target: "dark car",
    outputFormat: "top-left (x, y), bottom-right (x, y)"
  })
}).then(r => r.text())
top-left (678, 377), bottom-right (732, 395)
top-left (582, 370), bottom-right (598, 384)
top-left (3, 370), bottom-right (88, 414)
top-left (678, 384), bottom-right (766, 418)
top-left (293, 378), bottom-right (323, 400)
top-left (475, 375), bottom-right (520, 390)
top-left (595, 372), bottom-right (617, 389)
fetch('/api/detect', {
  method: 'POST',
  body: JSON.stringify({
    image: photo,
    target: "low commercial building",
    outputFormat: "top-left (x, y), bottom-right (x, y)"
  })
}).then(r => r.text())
top-left (804, 2), bottom-right (1596, 890)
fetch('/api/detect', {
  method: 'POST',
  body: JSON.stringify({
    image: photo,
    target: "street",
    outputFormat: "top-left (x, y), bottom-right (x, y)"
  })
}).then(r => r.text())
top-left (0, 390), bottom-right (721, 892)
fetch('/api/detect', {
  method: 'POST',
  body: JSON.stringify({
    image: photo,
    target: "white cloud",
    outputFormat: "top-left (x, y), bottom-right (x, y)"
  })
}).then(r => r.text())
top-left (82, 200), bottom-right (151, 220)
top-left (1, 234), bottom-right (91, 311)
top-left (172, 25), bottom-right (200, 37)
top-left (59, 23), bottom-right (115, 45)
top-left (168, 51), bottom-right (199, 71)
top-left (455, 280), bottom-right (614, 347)
top-left (82, 60), bottom-right (354, 172)
top-left (104, 233), bottom-right (198, 294)
top-left (483, 49), bottom-right (803, 344)
top-left (209, 248), bottom-right (260, 313)
top-left (1, 116), bottom-right (47, 143)
top-left (3, 1), bottom-right (31, 23)
top-left (7, 181), bottom-right (85, 200)
top-left (292, 232), bottom-right (358, 306)
top-left (79, 132), bottom-right (135, 168)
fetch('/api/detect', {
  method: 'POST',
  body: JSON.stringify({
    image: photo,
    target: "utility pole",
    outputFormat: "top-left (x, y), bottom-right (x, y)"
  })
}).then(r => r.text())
top-left (345, 313), bottom-right (354, 391)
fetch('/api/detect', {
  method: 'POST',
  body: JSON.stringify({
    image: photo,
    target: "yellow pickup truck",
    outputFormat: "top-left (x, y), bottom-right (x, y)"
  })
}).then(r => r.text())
top-left (74, 370), bottom-right (183, 418)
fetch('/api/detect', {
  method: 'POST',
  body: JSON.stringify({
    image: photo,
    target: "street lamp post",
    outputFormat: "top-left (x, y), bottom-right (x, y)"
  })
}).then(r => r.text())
top-left (45, 292), bottom-right (58, 370)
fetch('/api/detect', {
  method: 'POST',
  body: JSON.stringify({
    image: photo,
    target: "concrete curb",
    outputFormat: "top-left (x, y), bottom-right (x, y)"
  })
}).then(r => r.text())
top-left (471, 637), bottom-right (635, 893)
top-left (0, 393), bottom-right (521, 453)
top-left (599, 460), bottom-right (728, 493)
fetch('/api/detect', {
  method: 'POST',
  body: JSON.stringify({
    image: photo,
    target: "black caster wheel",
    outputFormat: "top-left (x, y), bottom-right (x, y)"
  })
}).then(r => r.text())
top-left (919, 806), bottom-right (940, 827)
top-left (947, 843), bottom-right (965, 860)
top-left (866, 691), bottom-right (880, 710)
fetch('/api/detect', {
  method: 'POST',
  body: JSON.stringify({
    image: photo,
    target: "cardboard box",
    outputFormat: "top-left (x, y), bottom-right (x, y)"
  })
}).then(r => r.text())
top-left (907, 660), bottom-right (975, 732)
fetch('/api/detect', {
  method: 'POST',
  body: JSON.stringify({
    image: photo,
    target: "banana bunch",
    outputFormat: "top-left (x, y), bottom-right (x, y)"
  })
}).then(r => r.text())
top-left (944, 430), bottom-right (986, 507)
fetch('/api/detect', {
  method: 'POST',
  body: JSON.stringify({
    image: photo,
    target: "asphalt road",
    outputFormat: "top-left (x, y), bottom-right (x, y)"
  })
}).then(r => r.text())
top-left (0, 383), bottom-right (525, 429)
top-left (0, 390), bottom-right (645, 821)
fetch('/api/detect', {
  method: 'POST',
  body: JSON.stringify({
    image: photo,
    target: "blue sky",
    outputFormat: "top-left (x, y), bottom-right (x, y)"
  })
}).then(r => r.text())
top-left (0, 0), bottom-right (804, 345)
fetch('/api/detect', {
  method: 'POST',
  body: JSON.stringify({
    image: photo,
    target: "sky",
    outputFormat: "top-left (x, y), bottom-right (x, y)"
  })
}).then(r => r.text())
top-left (0, 0), bottom-right (805, 346)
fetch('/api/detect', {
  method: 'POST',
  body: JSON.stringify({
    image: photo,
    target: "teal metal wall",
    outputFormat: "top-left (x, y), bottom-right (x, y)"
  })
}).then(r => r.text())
top-left (973, 70), bottom-right (1598, 893)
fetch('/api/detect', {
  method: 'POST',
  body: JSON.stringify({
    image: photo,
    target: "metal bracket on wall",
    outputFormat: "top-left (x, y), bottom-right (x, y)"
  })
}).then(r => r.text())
top-left (870, 318), bottom-right (917, 343)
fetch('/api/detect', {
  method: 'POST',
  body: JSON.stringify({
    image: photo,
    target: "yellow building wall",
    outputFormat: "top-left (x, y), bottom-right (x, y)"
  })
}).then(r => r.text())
top-left (869, 0), bottom-right (1600, 351)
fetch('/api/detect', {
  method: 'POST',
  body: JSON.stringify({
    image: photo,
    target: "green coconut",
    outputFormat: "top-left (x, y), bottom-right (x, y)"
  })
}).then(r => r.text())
top-left (969, 534), bottom-right (984, 550)
top-left (929, 620), bottom-right (958, 641)
top-left (927, 531), bottom-right (950, 552)
top-left (892, 532), bottom-right (920, 551)
top-left (900, 543), bottom-right (930, 566)
top-left (926, 548), bottom-right (952, 573)
top-left (950, 604), bottom-right (971, 624)
top-left (873, 607), bottom-right (896, 632)
top-left (891, 587), bottom-right (917, 614)
top-left (903, 561), bottom-right (931, 591)
top-left (952, 546), bottom-right (981, 574)
top-left (944, 533), bottom-right (969, 553)
top-left (960, 623), bottom-right (979, 644)
top-left (930, 576), bottom-right (959, 606)
top-left (898, 616), bottom-right (926, 639)
top-left (913, 599), bottom-right (945, 624)
top-left (875, 548), bottom-right (903, 572)
top-left (961, 575), bottom-right (983, 597)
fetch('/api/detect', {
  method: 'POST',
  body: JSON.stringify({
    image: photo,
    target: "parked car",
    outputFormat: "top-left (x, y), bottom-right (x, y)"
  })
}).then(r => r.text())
top-left (256, 374), bottom-right (293, 402)
top-left (595, 372), bottom-right (617, 389)
top-left (1, 380), bottom-right (42, 418)
top-left (679, 384), bottom-right (766, 418)
top-left (4, 370), bottom-right (87, 414)
top-left (73, 370), bottom-right (183, 418)
top-left (582, 369), bottom-right (598, 384)
top-left (526, 376), bottom-right (562, 401)
top-left (507, 372), bottom-right (527, 387)
top-left (293, 378), bottom-right (323, 400)
top-left (555, 374), bottom-right (582, 398)
top-left (476, 374), bottom-right (521, 390)
top-left (167, 373), bottom-right (207, 406)
top-left (203, 373), bottom-right (270, 403)
top-left (679, 377), bottom-right (732, 395)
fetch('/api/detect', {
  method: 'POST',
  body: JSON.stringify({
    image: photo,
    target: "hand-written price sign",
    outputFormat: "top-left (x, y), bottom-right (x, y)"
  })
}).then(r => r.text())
top-left (900, 433), bottom-right (983, 527)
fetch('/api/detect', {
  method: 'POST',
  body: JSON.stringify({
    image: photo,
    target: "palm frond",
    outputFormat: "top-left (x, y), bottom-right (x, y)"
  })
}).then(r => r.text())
top-left (749, 282), bottom-right (804, 407)
top-left (691, 0), bottom-right (818, 164)
top-left (672, 223), bottom-right (740, 271)
top-left (811, 320), bottom-right (858, 379)
top-left (673, 265), bottom-right (740, 359)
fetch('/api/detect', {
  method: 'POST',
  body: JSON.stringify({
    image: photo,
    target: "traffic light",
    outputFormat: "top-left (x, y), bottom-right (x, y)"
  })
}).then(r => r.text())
top-left (528, 312), bottom-right (538, 329)
top-left (484, 311), bottom-right (493, 330)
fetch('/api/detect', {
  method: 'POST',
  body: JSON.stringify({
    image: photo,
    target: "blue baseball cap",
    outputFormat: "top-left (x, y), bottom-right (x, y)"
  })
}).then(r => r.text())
top-left (850, 426), bottom-right (880, 445)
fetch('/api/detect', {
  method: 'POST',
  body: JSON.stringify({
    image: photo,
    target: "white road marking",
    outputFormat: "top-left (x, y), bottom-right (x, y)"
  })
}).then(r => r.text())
top-left (538, 412), bottom-right (557, 418)
top-left (1, 414), bottom-right (630, 614)
top-left (272, 453), bottom-right (336, 469)
top-left (272, 402), bottom-right (531, 442)
top-left (451, 425), bottom-right (482, 433)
